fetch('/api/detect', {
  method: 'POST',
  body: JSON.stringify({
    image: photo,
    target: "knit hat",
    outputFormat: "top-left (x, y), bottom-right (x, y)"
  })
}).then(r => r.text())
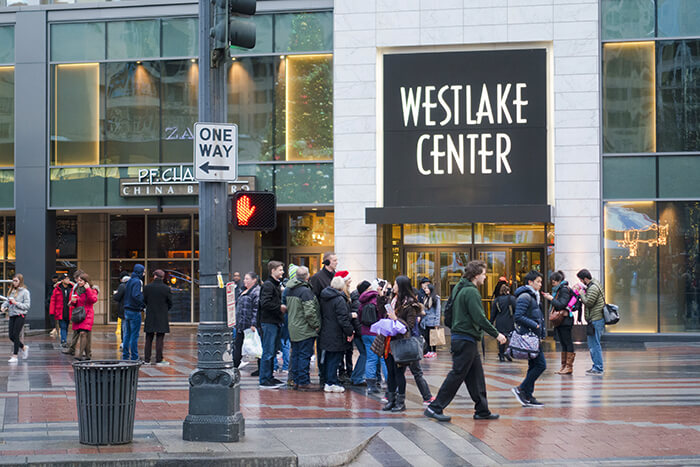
top-left (419, 276), bottom-right (431, 284)
top-left (288, 263), bottom-right (298, 281)
top-left (334, 270), bottom-right (351, 281)
top-left (357, 280), bottom-right (371, 295)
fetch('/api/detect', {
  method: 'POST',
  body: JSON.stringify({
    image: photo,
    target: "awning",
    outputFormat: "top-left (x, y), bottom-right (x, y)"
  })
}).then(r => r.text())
top-left (365, 205), bottom-right (552, 224)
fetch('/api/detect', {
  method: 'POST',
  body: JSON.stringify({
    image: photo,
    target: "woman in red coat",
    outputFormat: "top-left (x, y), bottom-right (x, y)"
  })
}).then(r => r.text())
top-left (70, 273), bottom-right (98, 361)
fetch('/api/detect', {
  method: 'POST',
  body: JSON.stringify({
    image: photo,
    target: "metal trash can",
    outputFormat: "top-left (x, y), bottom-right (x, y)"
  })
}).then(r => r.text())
top-left (73, 360), bottom-right (142, 445)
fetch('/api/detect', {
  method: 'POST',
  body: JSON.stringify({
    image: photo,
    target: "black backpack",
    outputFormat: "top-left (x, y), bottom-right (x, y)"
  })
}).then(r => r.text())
top-left (443, 281), bottom-right (466, 329)
top-left (359, 302), bottom-right (378, 326)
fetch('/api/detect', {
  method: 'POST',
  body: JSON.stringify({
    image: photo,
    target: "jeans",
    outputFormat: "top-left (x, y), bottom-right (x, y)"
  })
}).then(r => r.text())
top-left (350, 336), bottom-right (367, 384)
top-left (260, 323), bottom-right (281, 384)
top-left (429, 339), bottom-right (490, 416)
top-left (59, 319), bottom-right (69, 344)
top-left (519, 348), bottom-right (546, 400)
top-left (324, 351), bottom-right (343, 386)
top-left (587, 318), bottom-right (605, 371)
top-left (362, 335), bottom-right (388, 381)
top-left (275, 337), bottom-right (290, 372)
top-left (386, 353), bottom-right (407, 395)
top-left (291, 337), bottom-right (315, 386)
top-left (122, 310), bottom-right (141, 361)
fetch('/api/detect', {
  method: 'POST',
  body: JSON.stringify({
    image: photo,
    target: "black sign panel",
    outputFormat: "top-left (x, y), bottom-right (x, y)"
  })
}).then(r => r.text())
top-left (383, 49), bottom-right (547, 210)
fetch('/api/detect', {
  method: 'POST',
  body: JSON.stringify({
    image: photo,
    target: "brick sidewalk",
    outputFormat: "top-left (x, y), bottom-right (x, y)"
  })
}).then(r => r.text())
top-left (1, 326), bottom-right (700, 465)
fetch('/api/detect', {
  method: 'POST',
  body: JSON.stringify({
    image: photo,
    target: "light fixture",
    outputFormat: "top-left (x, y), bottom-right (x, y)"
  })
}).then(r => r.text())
top-left (144, 208), bottom-right (150, 212)
top-left (231, 57), bottom-right (237, 62)
top-left (280, 55), bottom-right (285, 60)
top-left (136, 61), bottom-right (142, 65)
top-left (63, 209), bottom-right (70, 212)
top-left (190, 58), bottom-right (196, 63)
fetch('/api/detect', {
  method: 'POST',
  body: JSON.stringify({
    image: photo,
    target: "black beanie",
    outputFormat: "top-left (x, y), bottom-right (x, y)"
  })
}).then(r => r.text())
top-left (357, 280), bottom-right (371, 295)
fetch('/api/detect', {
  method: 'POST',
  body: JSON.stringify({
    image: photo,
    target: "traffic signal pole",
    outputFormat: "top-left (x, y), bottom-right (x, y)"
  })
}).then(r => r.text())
top-left (183, 0), bottom-right (244, 442)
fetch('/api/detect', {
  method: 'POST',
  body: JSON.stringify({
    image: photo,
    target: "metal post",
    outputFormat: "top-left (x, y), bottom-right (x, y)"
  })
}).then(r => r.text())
top-left (183, 0), bottom-right (244, 442)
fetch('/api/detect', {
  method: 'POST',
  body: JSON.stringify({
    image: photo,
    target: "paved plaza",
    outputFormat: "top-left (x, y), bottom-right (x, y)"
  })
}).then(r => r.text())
top-left (1, 327), bottom-right (700, 466)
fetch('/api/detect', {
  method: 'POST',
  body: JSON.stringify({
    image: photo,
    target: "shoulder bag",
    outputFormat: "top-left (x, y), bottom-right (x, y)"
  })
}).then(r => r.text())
top-left (390, 336), bottom-right (423, 364)
top-left (592, 283), bottom-right (620, 325)
top-left (506, 322), bottom-right (540, 360)
top-left (71, 306), bottom-right (86, 324)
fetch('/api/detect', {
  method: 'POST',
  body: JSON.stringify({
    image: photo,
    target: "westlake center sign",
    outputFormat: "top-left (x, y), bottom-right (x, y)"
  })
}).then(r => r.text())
top-left (382, 49), bottom-right (547, 211)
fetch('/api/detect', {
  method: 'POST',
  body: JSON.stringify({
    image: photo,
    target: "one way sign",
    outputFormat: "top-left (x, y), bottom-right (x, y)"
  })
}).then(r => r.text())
top-left (194, 122), bottom-right (238, 182)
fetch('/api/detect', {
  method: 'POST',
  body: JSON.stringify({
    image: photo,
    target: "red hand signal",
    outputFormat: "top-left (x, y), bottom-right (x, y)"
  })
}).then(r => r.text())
top-left (236, 195), bottom-right (256, 226)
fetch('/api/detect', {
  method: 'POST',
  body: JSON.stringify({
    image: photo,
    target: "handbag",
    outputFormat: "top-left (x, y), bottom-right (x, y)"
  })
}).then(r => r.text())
top-left (71, 306), bottom-right (86, 324)
top-left (429, 327), bottom-right (446, 346)
top-left (506, 329), bottom-right (540, 360)
top-left (370, 334), bottom-right (387, 356)
top-left (603, 303), bottom-right (620, 325)
top-left (549, 308), bottom-right (566, 327)
top-left (389, 336), bottom-right (423, 364)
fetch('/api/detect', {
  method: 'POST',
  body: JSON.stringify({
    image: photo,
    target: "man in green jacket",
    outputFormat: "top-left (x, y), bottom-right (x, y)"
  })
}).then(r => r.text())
top-left (575, 269), bottom-right (605, 374)
top-left (286, 266), bottom-right (321, 391)
top-left (425, 260), bottom-right (507, 423)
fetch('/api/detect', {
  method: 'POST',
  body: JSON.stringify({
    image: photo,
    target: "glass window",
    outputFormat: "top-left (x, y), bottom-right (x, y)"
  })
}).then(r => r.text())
top-left (232, 15), bottom-right (273, 55)
top-left (51, 23), bottom-right (105, 62)
top-left (162, 18), bottom-right (198, 57)
top-left (227, 56), bottom-right (280, 162)
top-left (601, 0), bottom-right (655, 40)
top-left (107, 20), bottom-right (160, 60)
top-left (273, 162), bottom-right (333, 204)
top-left (261, 213), bottom-right (287, 248)
top-left (404, 224), bottom-right (472, 244)
top-left (603, 157), bottom-right (656, 199)
top-left (285, 54), bottom-right (333, 161)
top-left (50, 167), bottom-right (106, 207)
top-left (0, 26), bottom-right (14, 63)
top-left (161, 60), bottom-right (198, 163)
top-left (6, 217), bottom-right (14, 260)
top-left (0, 66), bottom-right (13, 167)
top-left (289, 212), bottom-right (334, 246)
top-left (111, 215), bottom-right (144, 258)
top-left (105, 61), bottom-right (160, 164)
top-left (604, 202), bottom-right (659, 332)
top-left (658, 156), bottom-right (700, 198)
top-left (274, 12), bottom-right (333, 53)
top-left (52, 63), bottom-right (102, 165)
top-left (406, 251), bottom-right (435, 290)
top-left (147, 216), bottom-right (192, 258)
top-left (147, 261), bottom-right (192, 323)
top-left (657, 0), bottom-right (700, 37)
top-left (474, 224), bottom-right (545, 244)
top-left (656, 40), bottom-right (700, 152)
top-left (603, 42), bottom-right (656, 153)
top-left (56, 217), bottom-right (77, 259)
top-left (658, 201), bottom-right (700, 332)
top-left (0, 169), bottom-right (12, 209)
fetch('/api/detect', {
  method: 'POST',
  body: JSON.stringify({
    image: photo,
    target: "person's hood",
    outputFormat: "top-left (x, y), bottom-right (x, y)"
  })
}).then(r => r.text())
top-left (121, 275), bottom-right (130, 283)
top-left (515, 285), bottom-right (539, 304)
top-left (132, 264), bottom-right (145, 278)
top-left (350, 289), bottom-right (359, 301)
top-left (359, 289), bottom-right (378, 304)
top-left (320, 286), bottom-right (344, 301)
top-left (286, 277), bottom-right (309, 290)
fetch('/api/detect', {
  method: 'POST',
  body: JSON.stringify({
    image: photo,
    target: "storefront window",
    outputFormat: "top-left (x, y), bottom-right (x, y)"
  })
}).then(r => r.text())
top-left (602, 0), bottom-right (655, 40)
top-left (147, 216), bottom-right (191, 258)
top-left (274, 12), bottom-right (333, 52)
top-left (603, 157), bottom-right (656, 199)
top-left (107, 20), bottom-right (160, 60)
top-left (111, 216), bottom-right (144, 258)
top-left (51, 23), bottom-right (105, 62)
top-left (6, 217), bottom-right (14, 260)
top-left (161, 60), bottom-right (198, 163)
top-left (290, 212), bottom-right (334, 246)
top-left (657, 0), bottom-right (700, 37)
top-left (148, 261), bottom-right (192, 323)
top-left (0, 66), bottom-right (13, 167)
top-left (603, 42), bottom-right (656, 153)
top-left (0, 169), bottom-right (12, 208)
top-left (604, 202), bottom-right (659, 332)
top-left (161, 18), bottom-right (198, 58)
top-left (0, 26), bottom-right (14, 63)
top-left (474, 224), bottom-right (545, 244)
top-left (658, 156), bottom-right (700, 197)
top-left (659, 201), bottom-right (700, 332)
top-left (56, 217), bottom-right (77, 259)
top-left (404, 224), bottom-right (472, 245)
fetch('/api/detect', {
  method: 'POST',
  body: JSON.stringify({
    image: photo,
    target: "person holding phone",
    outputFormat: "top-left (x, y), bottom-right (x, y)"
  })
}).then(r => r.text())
top-left (70, 273), bottom-right (98, 361)
top-left (3, 274), bottom-right (31, 363)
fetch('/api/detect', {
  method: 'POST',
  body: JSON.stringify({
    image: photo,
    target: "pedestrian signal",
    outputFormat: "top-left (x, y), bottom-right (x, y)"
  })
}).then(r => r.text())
top-left (233, 191), bottom-right (276, 231)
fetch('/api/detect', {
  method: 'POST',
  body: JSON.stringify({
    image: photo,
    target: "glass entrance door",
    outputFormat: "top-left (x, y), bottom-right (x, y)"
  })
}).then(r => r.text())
top-left (439, 250), bottom-right (469, 300)
top-left (406, 250), bottom-right (436, 289)
top-left (512, 248), bottom-right (544, 289)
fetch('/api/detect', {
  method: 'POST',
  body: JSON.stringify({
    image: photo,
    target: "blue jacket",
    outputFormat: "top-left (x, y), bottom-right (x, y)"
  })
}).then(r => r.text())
top-left (514, 285), bottom-right (545, 338)
top-left (123, 265), bottom-right (145, 312)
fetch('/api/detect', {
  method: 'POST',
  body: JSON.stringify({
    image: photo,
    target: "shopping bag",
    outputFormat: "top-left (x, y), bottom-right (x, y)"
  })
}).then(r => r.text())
top-left (242, 328), bottom-right (263, 359)
top-left (429, 327), bottom-right (446, 346)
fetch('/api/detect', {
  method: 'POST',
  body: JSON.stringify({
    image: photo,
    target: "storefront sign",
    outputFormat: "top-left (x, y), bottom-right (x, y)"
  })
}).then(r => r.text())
top-left (119, 165), bottom-right (254, 197)
top-left (382, 49), bottom-right (547, 208)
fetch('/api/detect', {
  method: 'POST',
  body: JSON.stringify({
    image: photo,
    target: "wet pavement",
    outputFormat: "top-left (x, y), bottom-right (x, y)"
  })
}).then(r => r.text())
top-left (1, 326), bottom-right (700, 465)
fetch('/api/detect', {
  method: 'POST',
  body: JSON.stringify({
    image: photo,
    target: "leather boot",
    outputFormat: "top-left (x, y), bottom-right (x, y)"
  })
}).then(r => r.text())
top-left (561, 352), bottom-right (575, 375)
top-left (392, 393), bottom-right (406, 412)
top-left (555, 352), bottom-right (568, 374)
top-left (382, 392), bottom-right (396, 411)
top-left (367, 378), bottom-right (380, 394)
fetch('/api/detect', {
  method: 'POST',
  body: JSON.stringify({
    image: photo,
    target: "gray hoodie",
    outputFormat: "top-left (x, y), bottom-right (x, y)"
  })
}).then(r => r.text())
top-left (2, 288), bottom-right (31, 317)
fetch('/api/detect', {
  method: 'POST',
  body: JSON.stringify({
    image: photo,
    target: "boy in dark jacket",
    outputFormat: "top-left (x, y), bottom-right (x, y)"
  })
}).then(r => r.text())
top-left (258, 260), bottom-right (286, 388)
top-left (122, 264), bottom-right (145, 361)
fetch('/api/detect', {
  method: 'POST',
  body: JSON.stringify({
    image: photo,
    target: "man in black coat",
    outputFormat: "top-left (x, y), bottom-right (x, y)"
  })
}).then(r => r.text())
top-left (258, 260), bottom-right (286, 388)
top-left (310, 252), bottom-right (337, 298)
top-left (143, 269), bottom-right (173, 366)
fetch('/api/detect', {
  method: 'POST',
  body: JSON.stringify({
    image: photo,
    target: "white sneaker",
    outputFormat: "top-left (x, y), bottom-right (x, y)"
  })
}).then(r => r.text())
top-left (156, 361), bottom-right (170, 367)
top-left (332, 385), bottom-right (346, 393)
top-left (324, 384), bottom-right (334, 393)
top-left (8, 356), bottom-right (18, 363)
top-left (21, 345), bottom-right (29, 359)
top-left (238, 361), bottom-right (249, 369)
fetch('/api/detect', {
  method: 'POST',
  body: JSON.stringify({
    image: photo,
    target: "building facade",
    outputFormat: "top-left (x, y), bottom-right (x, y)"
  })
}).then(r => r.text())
top-left (0, 0), bottom-right (697, 336)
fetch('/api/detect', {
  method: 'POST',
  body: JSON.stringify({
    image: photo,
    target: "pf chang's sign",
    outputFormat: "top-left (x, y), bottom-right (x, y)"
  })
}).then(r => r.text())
top-left (119, 165), bottom-right (254, 197)
top-left (383, 49), bottom-right (547, 208)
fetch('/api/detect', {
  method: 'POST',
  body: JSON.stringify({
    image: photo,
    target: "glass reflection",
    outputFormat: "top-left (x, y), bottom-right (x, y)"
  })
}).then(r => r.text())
top-left (289, 212), bottom-right (334, 246)
top-left (111, 216), bottom-right (144, 258)
top-left (0, 66), bottom-right (13, 167)
top-left (147, 216), bottom-right (192, 259)
top-left (406, 251), bottom-right (435, 290)
top-left (601, 0), bottom-right (655, 40)
top-left (56, 218), bottom-right (77, 259)
top-left (404, 224), bottom-right (472, 245)
top-left (475, 224), bottom-right (545, 244)
top-left (147, 261), bottom-right (192, 323)
top-left (161, 60), bottom-right (198, 163)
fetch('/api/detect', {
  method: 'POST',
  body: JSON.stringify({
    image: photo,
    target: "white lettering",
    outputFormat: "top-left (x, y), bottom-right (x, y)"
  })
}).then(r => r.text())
top-left (496, 133), bottom-right (512, 173)
top-left (479, 133), bottom-right (493, 174)
top-left (437, 85), bottom-right (451, 126)
top-left (187, 185), bottom-right (194, 194)
top-left (515, 83), bottom-right (528, 123)
top-left (450, 85), bottom-right (461, 125)
top-left (161, 168), bottom-right (173, 182)
top-left (400, 86), bottom-right (422, 127)
top-left (423, 86), bottom-right (437, 126)
top-left (476, 84), bottom-right (494, 125)
top-left (416, 134), bottom-right (431, 175)
top-left (155, 186), bottom-right (163, 195)
top-left (466, 134), bottom-right (479, 174)
top-left (138, 169), bottom-right (149, 183)
top-left (465, 85), bottom-right (477, 125)
top-left (446, 134), bottom-right (464, 175)
top-left (496, 83), bottom-right (512, 124)
top-left (431, 134), bottom-right (445, 174)
top-left (183, 167), bottom-right (194, 182)
top-left (167, 186), bottom-right (175, 194)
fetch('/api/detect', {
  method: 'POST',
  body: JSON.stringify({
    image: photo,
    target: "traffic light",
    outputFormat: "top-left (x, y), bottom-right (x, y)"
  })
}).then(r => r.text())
top-left (233, 191), bottom-right (276, 231)
top-left (210, 0), bottom-right (257, 52)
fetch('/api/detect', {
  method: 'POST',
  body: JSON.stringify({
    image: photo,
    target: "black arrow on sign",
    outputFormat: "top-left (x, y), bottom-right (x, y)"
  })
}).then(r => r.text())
top-left (199, 162), bottom-right (230, 174)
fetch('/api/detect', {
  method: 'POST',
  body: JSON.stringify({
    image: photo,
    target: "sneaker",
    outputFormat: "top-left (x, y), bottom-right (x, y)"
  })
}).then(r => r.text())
top-left (423, 353), bottom-right (431, 359)
top-left (143, 361), bottom-right (151, 365)
top-left (260, 380), bottom-right (281, 389)
top-left (60, 342), bottom-right (68, 348)
top-left (351, 380), bottom-right (367, 387)
top-left (424, 407), bottom-right (451, 422)
top-left (526, 397), bottom-right (544, 407)
top-left (237, 361), bottom-right (249, 370)
top-left (381, 395), bottom-right (388, 403)
top-left (270, 377), bottom-right (284, 385)
top-left (423, 396), bottom-right (436, 406)
top-left (156, 361), bottom-right (170, 367)
top-left (251, 369), bottom-right (260, 377)
top-left (511, 387), bottom-right (529, 407)
top-left (474, 412), bottom-right (500, 420)
top-left (8, 356), bottom-right (18, 363)
top-left (21, 345), bottom-right (29, 359)
top-left (331, 385), bottom-right (346, 393)
top-left (586, 368), bottom-right (604, 375)
top-left (324, 384), bottom-right (334, 393)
